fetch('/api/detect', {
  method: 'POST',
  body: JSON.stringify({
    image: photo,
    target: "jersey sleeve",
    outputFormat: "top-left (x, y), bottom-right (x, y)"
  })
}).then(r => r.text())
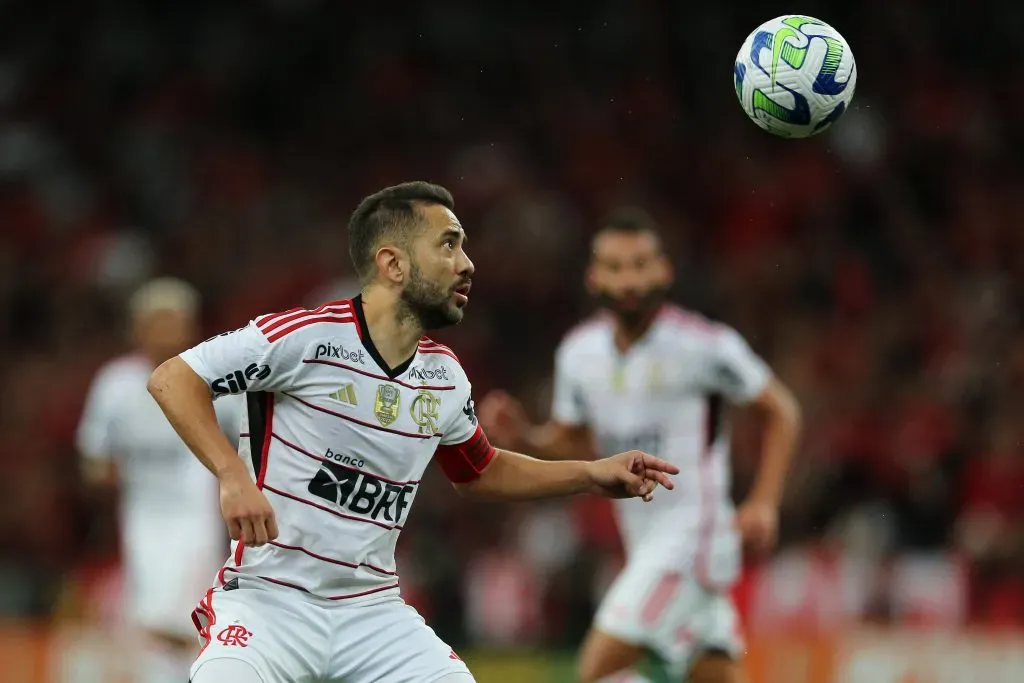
top-left (550, 341), bottom-right (587, 426)
top-left (179, 320), bottom-right (304, 398)
top-left (702, 326), bottom-right (771, 404)
top-left (434, 379), bottom-right (496, 484)
top-left (76, 368), bottom-right (120, 463)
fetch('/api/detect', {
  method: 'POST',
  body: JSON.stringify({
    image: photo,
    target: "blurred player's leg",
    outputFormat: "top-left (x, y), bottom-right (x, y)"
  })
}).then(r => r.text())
top-left (687, 650), bottom-right (745, 683)
top-left (191, 657), bottom-right (265, 683)
top-left (577, 628), bottom-right (650, 683)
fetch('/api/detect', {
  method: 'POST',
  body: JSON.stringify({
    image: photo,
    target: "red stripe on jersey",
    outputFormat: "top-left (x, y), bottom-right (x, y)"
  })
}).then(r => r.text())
top-left (270, 432), bottom-right (421, 486)
top-left (258, 301), bottom-right (350, 331)
top-left (260, 303), bottom-right (353, 335)
top-left (256, 395), bottom-right (274, 489)
top-left (418, 338), bottom-right (460, 362)
top-left (303, 359), bottom-right (456, 391)
top-left (264, 313), bottom-right (355, 343)
top-left (435, 425), bottom-right (496, 483)
top-left (193, 589), bottom-right (216, 657)
top-left (418, 347), bottom-right (460, 362)
top-left (328, 582), bottom-right (401, 600)
top-left (263, 484), bottom-right (404, 531)
top-left (640, 572), bottom-right (682, 625)
top-left (268, 540), bottom-right (397, 576)
top-left (221, 567), bottom-right (400, 600)
top-left (256, 307), bottom-right (304, 327)
top-left (282, 392), bottom-right (441, 440)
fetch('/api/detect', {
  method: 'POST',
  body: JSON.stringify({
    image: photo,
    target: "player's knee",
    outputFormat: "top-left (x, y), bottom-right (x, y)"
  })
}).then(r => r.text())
top-left (688, 650), bottom-right (743, 683)
top-left (191, 657), bottom-right (265, 683)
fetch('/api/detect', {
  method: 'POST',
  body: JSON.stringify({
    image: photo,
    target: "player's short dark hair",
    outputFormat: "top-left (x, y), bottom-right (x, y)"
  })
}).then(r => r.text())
top-left (600, 206), bottom-right (660, 235)
top-left (595, 206), bottom-right (663, 251)
top-left (348, 181), bottom-right (455, 282)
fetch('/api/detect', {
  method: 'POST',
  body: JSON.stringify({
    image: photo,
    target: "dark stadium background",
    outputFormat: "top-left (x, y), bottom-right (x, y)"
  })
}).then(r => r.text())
top-left (0, 1), bottom-right (1021, 680)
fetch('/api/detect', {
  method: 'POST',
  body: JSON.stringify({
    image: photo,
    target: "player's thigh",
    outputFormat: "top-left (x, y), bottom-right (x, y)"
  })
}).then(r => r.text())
top-left (191, 585), bottom-right (328, 683)
top-left (328, 599), bottom-right (472, 683)
top-left (688, 649), bottom-right (746, 683)
top-left (577, 626), bottom-right (645, 683)
top-left (191, 657), bottom-right (266, 683)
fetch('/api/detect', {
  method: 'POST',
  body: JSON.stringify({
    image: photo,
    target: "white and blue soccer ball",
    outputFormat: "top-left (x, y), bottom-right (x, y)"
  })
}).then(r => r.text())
top-left (734, 15), bottom-right (857, 138)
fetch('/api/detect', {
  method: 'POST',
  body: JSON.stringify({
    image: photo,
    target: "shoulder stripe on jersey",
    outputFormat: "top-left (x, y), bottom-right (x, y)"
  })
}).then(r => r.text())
top-left (418, 348), bottom-right (460, 362)
top-left (256, 307), bottom-right (303, 327)
top-left (658, 306), bottom-right (721, 335)
top-left (282, 392), bottom-right (441, 439)
top-left (418, 338), bottom-right (460, 362)
top-left (263, 484), bottom-right (403, 531)
top-left (260, 303), bottom-right (353, 335)
top-left (562, 313), bottom-right (611, 343)
top-left (302, 359), bottom-right (456, 392)
top-left (270, 432), bottom-right (422, 486)
top-left (264, 313), bottom-right (355, 343)
top-left (220, 567), bottom-right (400, 600)
top-left (268, 540), bottom-right (397, 576)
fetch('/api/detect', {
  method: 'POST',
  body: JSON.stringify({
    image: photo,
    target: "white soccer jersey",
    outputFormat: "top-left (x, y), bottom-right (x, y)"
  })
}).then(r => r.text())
top-left (552, 305), bottom-right (770, 587)
top-left (77, 354), bottom-right (242, 635)
top-left (77, 354), bottom-right (242, 524)
top-left (179, 296), bottom-right (494, 604)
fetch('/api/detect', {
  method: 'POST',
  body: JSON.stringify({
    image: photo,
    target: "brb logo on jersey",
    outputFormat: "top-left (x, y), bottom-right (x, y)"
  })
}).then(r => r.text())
top-left (211, 363), bottom-right (271, 395)
top-left (308, 458), bottom-right (415, 526)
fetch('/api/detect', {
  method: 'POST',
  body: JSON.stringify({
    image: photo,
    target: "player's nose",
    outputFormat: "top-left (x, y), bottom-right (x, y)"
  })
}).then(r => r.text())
top-left (457, 251), bottom-right (475, 277)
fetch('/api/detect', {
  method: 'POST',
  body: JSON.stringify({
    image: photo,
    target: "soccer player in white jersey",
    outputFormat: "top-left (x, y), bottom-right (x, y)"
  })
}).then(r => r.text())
top-left (478, 209), bottom-right (802, 683)
top-left (77, 278), bottom-right (242, 683)
top-left (145, 182), bottom-right (680, 683)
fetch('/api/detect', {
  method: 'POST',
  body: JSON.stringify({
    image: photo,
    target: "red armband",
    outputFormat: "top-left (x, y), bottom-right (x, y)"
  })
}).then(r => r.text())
top-left (435, 426), bottom-right (496, 483)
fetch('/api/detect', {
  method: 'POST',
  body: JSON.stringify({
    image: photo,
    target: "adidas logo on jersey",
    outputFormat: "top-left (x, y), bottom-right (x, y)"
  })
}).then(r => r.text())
top-left (328, 383), bottom-right (357, 405)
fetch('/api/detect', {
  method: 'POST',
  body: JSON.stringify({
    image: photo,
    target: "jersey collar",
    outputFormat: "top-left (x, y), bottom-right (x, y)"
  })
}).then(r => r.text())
top-left (351, 294), bottom-right (417, 379)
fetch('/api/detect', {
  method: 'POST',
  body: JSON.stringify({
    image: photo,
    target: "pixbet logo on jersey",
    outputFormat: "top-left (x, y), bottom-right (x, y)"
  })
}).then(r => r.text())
top-left (211, 363), bottom-right (271, 395)
top-left (308, 459), bottom-right (415, 526)
top-left (407, 366), bottom-right (449, 382)
top-left (314, 342), bottom-right (366, 364)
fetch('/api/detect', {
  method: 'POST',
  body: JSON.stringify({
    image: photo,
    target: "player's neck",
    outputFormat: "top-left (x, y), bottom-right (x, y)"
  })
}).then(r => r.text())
top-left (359, 287), bottom-right (423, 369)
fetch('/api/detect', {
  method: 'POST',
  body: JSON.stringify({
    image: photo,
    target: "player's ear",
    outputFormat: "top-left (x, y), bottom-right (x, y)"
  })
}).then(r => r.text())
top-left (375, 246), bottom-right (406, 285)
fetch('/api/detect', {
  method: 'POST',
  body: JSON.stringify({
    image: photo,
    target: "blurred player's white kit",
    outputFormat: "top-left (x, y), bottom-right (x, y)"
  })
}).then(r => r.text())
top-left (181, 296), bottom-right (490, 682)
top-left (553, 305), bottom-right (770, 673)
top-left (77, 355), bottom-right (242, 638)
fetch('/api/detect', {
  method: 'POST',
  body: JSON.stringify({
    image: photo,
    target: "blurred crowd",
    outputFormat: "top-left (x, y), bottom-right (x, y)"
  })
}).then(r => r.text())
top-left (1, 0), bottom-right (1022, 647)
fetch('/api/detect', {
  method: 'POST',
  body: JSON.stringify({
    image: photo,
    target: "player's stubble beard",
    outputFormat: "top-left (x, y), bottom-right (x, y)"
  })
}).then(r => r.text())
top-left (399, 260), bottom-right (467, 331)
top-left (596, 285), bottom-right (669, 331)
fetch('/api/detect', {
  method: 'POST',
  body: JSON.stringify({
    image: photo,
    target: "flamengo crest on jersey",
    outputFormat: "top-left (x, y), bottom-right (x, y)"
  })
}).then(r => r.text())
top-left (179, 296), bottom-right (493, 603)
top-left (551, 305), bottom-right (770, 585)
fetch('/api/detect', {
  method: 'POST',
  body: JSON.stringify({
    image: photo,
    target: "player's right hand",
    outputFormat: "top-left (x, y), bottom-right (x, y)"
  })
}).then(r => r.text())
top-left (219, 469), bottom-right (279, 547)
top-left (477, 390), bottom-right (531, 448)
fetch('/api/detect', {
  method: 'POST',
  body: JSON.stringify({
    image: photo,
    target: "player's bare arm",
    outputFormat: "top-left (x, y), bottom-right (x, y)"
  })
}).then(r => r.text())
top-left (451, 447), bottom-right (678, 501)
top-left (477, 390), bottom-right (594, 460)
top-left (148, 356), bottom-right (279, 547)
top-left (736, 376), bottom-right (802, 554)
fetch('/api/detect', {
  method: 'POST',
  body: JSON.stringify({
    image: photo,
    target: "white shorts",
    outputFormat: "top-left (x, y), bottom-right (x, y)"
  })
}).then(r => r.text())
top-left (594, 560), bottom-right (743, 677)
top-left (123, 521), bottom-right (225, 640)
top-left (190, 580), bottom-right (472, 683)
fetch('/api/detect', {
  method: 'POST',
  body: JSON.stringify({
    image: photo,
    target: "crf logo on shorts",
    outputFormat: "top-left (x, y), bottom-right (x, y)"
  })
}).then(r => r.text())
top-left (217, 625), bottom-right (253, 647)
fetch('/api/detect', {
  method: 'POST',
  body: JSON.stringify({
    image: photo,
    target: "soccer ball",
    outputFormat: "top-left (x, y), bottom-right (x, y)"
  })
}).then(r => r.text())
top-left (734, 15), bottom-right (857, 138)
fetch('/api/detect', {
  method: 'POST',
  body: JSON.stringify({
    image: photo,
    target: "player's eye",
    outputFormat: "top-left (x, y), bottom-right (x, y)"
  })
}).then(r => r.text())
top-left (443, 238), bottom-right (456, 250)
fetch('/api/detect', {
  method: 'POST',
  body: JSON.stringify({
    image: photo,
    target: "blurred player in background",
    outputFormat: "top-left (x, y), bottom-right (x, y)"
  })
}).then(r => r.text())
top-left (479, 209), bottom-right (802, 683)
top-left (77, 278), bottom-right (242, 683)
top-left (146, 182), bottom-right (679, 683)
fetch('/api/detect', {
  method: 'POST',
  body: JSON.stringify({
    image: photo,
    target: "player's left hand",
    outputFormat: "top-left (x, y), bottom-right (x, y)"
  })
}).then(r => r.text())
top-left (736, 499), bottom-right (779, 555)
top-left (587, 450), bottom-right (679, 501)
